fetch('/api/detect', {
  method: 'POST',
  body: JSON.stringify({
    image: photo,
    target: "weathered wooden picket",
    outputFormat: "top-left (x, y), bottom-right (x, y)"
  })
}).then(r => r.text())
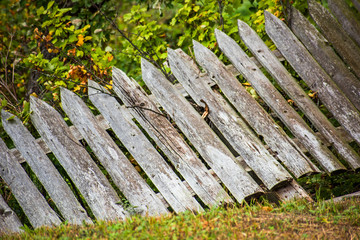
top-left (1, 0), bottom-right (360, 234)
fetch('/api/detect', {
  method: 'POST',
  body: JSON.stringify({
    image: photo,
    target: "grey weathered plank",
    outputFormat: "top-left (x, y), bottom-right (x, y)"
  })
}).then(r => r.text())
top-left (265, 11), bottom-right (360, 147)
top-left (171, 50), bottom-right (285, 99)
top-left (289, 6), bottom-right (360, 112)
top-left (168, 48), bottom-right (293, 190)
top-left (1, 111), bottom-right (92, 224)
top-left (352, 0), bottom-right (360, 13)
top-left (328, 0), bottom-right (360, 47)
top-left (193, 40), bottom-right (319, 177)
top-left (0, 194), bottom-right (23, 233)
top-left (238, 18), bottom-right (360, 170)
top-left (30, 96), bottom-right (127, 221)
top-left (141, 58), bottom-right (264, 202)
top-left (216, 28), bottom-right (345, 173)
top-left (275, 179), bottom-right (313, 202)
top-left (109, 71), bottom-right (233, 207)
top-left (61, 88), bottom-right (170, 216)
top-left (78, 86), bottom-right (202, 214)
top-left (308, 0), bottom-right (360, 78)
top-left (0, 139), bottom-right (61, 228)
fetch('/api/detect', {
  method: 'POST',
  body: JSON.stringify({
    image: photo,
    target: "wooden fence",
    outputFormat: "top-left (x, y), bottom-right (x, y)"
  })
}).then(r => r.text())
top-left (1, 0), bottom-right (360, 234)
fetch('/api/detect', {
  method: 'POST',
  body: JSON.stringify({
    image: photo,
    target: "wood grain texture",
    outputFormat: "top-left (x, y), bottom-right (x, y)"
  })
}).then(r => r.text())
top-left (30, 96), bottom-right (127, 221)
top-left (1, 110), bottom-right (92, 224)
top-left (0, 192), bottom-right (23, 233)
top-left (265, 10), bottom-right (360, 147)
top-left (328, 0), bottom-right (360, 47)
top-left (237, 18), bottom-right (360, 170)
top-left (61, 87), bottom-right (170, 216)
top-left (193, 40), bottom-right (319, 177)
top-left (83, 84), bottom-right (202, 214)
top-left (216, 28), bottom-right (345, 173)
top-left (275, 179), bottom-right (313, 202)
top-left (141, 58), bottom-right (264, 203)
top-left (0, 139), bottom-right (61, 228)
top-left (110, 71), bottom-right (233, 207)
top-left (289, 7), bottom-right (360, 112)
top-left (168, 47), bottom-right (293, 190)
top-left (308, 0), bottom-right (360, 78)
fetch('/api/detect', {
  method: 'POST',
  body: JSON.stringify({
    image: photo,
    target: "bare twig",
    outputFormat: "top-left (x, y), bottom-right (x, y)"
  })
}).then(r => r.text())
top-left (126, 104), bottom-right (168, 117)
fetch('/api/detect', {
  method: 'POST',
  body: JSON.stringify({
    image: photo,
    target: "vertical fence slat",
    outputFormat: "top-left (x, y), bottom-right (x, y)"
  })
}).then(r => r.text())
top-left (168, 48), bottom-right (293, 190)
top-left (216, 29), bottom-right (345, 173)
top-left (141, 58), bottom-right (264, 202)
top-left (61, 88), bottom-right (169, 216)
top-left (289, 7), bottom-right (360, 112)
top-left (237, 18), bottom-right (360, 170)
top-left (265, 11), bottom-right (360, 146)
top-left (308, 0), bottom-right (360, 78)
top-left (328, 0), bottom-right (360, 47)
top-left (62, 87), bottom-right (200, 214)
top-left (0, 139), bottom-right (61, 228)
top-left (0, 193), bottom-right (23, 233)
top-left (1, 111), bottom-right (92, 224)
top-left (30, 96), bottom-right (127, 221)
top-left (109, 71), bottom-right (233, 207)
top-left (193, 40), bottom-right (319, 178)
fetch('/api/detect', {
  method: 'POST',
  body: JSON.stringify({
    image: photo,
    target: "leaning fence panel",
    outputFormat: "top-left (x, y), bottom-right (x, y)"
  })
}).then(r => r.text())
top-left (216, 28), bottom-right (345, 173)
top-left (237, 18), bottom-right (360, 171)
top-left (110, 70), bottom-right (233, 207)
top-left (265, 11), bottom-right (360, 147)
top-left (0, 139), bottom-right (61, 228)
top-left (308, 0), bottom-right (360, 78)
top-left (85, 84), bottom-right (202, 213)
top-left (141, 58), bottom-right (264, 203)
top-left (288, 7), bottom-right (360, 112)
top-left (168, 48), bottom-right (293, 190)
top-left (1, 111), bottom-right (92, 224)
top-left (30, 96), bottom-right (127, 221)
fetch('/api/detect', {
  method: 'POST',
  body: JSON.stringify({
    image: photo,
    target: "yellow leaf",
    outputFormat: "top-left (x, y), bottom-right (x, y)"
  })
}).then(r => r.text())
top-left (308, 91), bottom-right (318, 98)
top-left (108, 55), bottom-right (114, 62)
top-left (30, 92), bottom-right (38, 98)
top-left (73, 85), bottom-right (81, 92)
top-left (84, 36), bottom-right (92, 41)
top-left (76, 34), bottom-right (84, 47)
top-left (262, 206), bottom-right (273, 212)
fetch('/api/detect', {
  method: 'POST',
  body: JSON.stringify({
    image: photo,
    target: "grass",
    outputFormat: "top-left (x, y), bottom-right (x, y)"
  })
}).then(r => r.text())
top-left (3, 198), bottom-right (360, 239)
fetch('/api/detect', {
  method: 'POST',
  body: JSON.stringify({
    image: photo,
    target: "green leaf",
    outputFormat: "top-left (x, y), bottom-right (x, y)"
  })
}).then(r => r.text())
top-left (6, 115), bottom-right (15, 121)
top-left (69, 34), bottom-right (77, 43)
top-left (123, 13), bottom-right (132, 22)
top-left (47, 1), bottom-right (55, 10)
top-left (37, 6), bottom-right (45, 16)
top-left (1, 99), bottom-right (7, 107)
top-left (55, 81), bottom-right (67, 87)
top-left (76, 50), bottom-right (84, 57)
top-left (22, 101), bottom-right (30, 114)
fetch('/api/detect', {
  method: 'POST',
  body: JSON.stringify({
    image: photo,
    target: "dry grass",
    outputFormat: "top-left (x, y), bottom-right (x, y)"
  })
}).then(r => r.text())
top-left (3, 198), bottom-right (360, 239)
